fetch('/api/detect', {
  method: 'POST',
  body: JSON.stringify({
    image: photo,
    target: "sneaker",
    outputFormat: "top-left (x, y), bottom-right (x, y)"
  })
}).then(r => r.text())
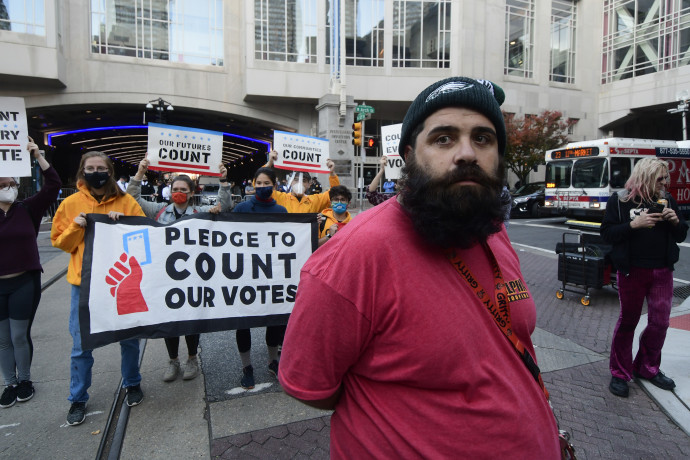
top-left (66, 402), bottom-right (87, 426)
top-left (0, 385), bottom-right (17, 408)
top-left (240, 365), bottom-right (255, 390)
top-left (183, 356), bottom-right (200, 380)
top-left (16, 380), bottom-right (34, 402)
top-left (634, 370), bottom-right (676, 391)
top-left (609, 377), bottom-right (629, 397)
top-left (268, 360), bottom-right (279, 378)
top-left (125, 384), bottom-right (144, 407)
top-left (163, 359), bottom-right (181, 382)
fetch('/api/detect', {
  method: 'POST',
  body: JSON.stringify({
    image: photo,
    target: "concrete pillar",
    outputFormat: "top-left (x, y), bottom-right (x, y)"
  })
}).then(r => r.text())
top-left (316, 93), bottom-right (357, 189)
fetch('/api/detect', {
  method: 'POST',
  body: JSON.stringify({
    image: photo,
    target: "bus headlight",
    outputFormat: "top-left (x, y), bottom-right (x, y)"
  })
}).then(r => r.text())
top-left (544, 200), bottom-right (553, 207)
top-left (589, 202), bottom-right (600, 208)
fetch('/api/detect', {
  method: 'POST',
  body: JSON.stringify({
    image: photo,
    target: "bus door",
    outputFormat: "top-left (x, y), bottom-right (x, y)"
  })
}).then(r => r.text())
top-left (544, 160), bottom-right (573, 214)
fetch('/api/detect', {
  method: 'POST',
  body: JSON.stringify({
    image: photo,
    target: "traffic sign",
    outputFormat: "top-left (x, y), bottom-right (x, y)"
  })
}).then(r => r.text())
top-left (355, 105), bottom-right (375, 114)
top-left (356, 112), bottom-right (371, 121)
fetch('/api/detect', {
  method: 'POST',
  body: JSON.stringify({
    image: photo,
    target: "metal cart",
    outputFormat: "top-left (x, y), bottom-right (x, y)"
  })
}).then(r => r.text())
top-left (555, 231), bottom-right (614, 306)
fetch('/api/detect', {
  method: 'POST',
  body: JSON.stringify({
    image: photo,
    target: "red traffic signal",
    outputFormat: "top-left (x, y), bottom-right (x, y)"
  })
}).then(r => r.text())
top-left (367, 137), bottom-right (379, 149)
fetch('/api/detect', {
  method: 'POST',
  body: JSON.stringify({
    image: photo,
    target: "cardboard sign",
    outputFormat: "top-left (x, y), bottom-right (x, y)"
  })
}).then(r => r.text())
top-left (380, 123), bottom-right (403, 180)
top-left (147, 123), bottom-right (223, 176)
top-left (79, 213), bottom-right (318, 349)
top-left (273, 130), bottom-right (330, 174)
top-left (0, 97), bottom-right (30, 177)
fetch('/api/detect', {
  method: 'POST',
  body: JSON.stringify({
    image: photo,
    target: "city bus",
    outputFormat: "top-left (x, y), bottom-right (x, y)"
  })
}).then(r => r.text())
top-left (542, 138), bottom-right (690, 221)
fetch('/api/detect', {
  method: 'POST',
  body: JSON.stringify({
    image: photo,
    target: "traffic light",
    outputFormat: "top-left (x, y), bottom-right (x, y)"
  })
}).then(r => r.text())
top-left (352, 122), bottom-right (363, 147)
top-left (366, 137), bottom-right (379, 149)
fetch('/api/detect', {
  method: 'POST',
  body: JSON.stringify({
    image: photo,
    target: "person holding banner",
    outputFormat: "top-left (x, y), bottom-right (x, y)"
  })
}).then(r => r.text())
top-left (232, 167), bottom-right (287, 389)
top-left (51, 151), bottom-right (146, 426)
top-left (366, 156), bottom-right (396, 206)
top-left (127, 157), bottom-right (233, 382)
top-left (279, 77), bottom-right (561, 458)
top-left (0, 138), bottom-right (61, 408)
top-left (265, 151), bottom-right (340, 213)
top-left (317, 186), bottom-right (352, 247)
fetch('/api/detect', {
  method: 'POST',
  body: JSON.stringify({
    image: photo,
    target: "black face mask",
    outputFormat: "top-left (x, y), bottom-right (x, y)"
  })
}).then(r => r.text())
top-left (83, 171), bottom-right (110, 189)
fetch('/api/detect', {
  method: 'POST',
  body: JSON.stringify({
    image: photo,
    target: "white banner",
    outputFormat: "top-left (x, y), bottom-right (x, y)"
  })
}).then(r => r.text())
top-left (380, 123), bottom-right (403, 180)
top-left (0, 97), bottom-right (30, 177)
top-left (80, 213), bottom-right (317, 349)
top-left (146, 122), bottom-right (223, 176)
top-left (273, 130), bottom-right (330, 174)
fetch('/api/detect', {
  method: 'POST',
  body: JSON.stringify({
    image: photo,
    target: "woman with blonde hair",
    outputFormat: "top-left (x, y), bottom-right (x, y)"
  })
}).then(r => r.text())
top-left (601, 157), bottom-right (688, 398)
top-left (52, 151), bottom-right (146, 426)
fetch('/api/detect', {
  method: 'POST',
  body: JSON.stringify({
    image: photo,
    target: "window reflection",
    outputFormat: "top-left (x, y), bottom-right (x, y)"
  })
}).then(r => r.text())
top-left (255, 0), bottom-right (317, 63)
top-left (91, 0), bottom-right (223, 66)
top-left (550, 0), bottom-right (576, 84)
top-left (505, 0), bottom-right (534, 78)
top-left (392, 1), bottom-right (450, 68)
top-left (0, 0), bottom-right (46, 35)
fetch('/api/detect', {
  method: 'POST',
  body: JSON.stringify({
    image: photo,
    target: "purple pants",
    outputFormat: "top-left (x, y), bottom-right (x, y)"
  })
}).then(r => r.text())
top-left (610, 267), bottom-right (673, 381)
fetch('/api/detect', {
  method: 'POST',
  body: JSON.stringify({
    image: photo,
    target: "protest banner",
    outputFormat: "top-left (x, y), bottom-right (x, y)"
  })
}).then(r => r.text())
top-left (380, 123), bottom-right (403, 180)
top-left (273, 130), bottom-right (330, 174)
top-left (0, 97), bottom-right (30, 177)
top-left (147, 122), bottom-right (223, 176)
top-left (79, 213), bottom-right (317, 349)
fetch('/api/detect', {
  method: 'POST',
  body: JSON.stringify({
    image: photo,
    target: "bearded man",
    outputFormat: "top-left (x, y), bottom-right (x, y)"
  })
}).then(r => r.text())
top-left (279, 77), bottom-right (561, 458)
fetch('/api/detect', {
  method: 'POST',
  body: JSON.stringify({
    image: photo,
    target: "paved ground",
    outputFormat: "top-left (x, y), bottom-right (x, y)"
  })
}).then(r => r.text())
top-left (1, 217), bottom-right (689, 459)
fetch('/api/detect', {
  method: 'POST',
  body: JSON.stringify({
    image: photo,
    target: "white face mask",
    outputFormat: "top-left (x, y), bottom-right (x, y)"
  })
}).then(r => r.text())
top-left (0, 187), bottom-right (18, 204)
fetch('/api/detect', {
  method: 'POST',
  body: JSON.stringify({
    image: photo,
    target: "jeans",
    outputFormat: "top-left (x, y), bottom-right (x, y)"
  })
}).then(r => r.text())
top-left (69, 284), bottom-right (142, 403)
top-left (609, 267), bottom-right (673, 381)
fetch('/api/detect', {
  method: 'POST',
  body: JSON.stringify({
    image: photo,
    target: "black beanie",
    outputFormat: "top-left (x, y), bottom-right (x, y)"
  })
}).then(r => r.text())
top-left (398, 77), bottom-right (506, 160)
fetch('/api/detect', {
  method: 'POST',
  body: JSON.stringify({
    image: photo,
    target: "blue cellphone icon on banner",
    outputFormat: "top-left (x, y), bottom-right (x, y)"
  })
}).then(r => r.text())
top-left (123, 229), bottom-right (152, 266)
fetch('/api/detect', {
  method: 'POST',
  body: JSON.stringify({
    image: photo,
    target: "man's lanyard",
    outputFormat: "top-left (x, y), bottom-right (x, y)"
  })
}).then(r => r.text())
top-left (447, 243), bottom-right (549, 401)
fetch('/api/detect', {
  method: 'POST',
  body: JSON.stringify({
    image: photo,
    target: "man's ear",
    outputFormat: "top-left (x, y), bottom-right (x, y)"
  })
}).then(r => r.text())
top-left (404, 145), bottom-right (413, 162)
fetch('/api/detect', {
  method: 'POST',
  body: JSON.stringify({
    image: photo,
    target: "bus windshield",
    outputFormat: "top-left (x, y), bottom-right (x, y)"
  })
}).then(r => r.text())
top-left (545, 160), bottom-right (572, 187)
top-left (572, 158), bottom-right (608, 188)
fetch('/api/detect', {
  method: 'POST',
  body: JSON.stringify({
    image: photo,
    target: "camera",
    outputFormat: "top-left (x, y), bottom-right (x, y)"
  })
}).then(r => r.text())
top-left (648, 202), bottom-right (665, 214)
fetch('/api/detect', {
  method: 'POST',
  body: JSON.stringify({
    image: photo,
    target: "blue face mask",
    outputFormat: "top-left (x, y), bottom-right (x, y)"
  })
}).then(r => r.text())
top-left (332, 202), bottom-right (348, 214)
top-left (255, 185), bottom-right (273, 200)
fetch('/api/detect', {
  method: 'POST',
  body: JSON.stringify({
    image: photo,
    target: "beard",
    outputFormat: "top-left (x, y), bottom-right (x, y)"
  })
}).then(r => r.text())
top-left (399, 154), bottom-right (506, 249)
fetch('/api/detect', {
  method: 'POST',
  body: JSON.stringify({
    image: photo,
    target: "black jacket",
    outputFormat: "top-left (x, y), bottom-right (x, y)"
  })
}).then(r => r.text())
top-left (600, 191), bottom-right (688, 274)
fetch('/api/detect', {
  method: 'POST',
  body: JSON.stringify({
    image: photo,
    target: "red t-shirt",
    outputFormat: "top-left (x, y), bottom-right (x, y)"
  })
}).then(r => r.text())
top-left (280, 198), bottom-right (560, 459)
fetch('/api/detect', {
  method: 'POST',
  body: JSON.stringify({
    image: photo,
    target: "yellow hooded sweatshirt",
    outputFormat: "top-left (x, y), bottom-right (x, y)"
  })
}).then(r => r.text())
top-left (272, 175), bottom-right (341, 213)
top-left (51, 183), bottom-right (145, 285)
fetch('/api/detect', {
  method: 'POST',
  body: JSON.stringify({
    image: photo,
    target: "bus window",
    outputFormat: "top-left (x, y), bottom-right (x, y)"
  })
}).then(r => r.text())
top-left (545, 160), bottom-right (572, 187)
top-left (610, 157), bottom-right (631, 188)
top-left (572, 158), bottom-right (608, 188)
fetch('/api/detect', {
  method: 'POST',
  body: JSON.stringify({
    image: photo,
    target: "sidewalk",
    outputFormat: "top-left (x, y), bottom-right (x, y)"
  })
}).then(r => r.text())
top-left (0, 232), bottom-right (689, 459)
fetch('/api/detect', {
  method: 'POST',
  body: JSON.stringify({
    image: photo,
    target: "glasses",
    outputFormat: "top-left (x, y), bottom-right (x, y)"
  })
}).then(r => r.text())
top-left (331, 199), bottom-right (348, 204)
top-left (657, 176), bottom-right (670, 183)
top-left (84, 167), bottom-right (109, 173)
top-left (0, 182), bottom-right (17, 191)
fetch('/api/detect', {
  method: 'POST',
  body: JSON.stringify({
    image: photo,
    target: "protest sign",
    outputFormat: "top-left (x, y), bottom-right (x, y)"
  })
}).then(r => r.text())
top-left (380, 123), bottom-right (403, 180)
top-left (0, 97), bottom-right (30, 177)
top-left (273, 130), bottom-right (330, 174)
top-left (147, 122), bottom-right (223, 176)
top-left (79, 213), bottom-right (317, 349)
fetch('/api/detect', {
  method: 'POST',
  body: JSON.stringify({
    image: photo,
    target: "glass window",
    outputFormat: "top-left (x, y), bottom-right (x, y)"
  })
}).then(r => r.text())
top-left (255, 0), bottom-right (317, 63)
top-left (325, 0), bottom-right (384, 66)
top-left (546, 160), bottom-right (572, 188)
top-left (602, 0), bottom-right (690, 83)
top-left (610, 157), bottom-right (632, 188)
top-left (392, 1), bottom-right (450, 68)
top-left (550, 0), bottom-right (576, 84)
top-left (505, 0), bottom-right (534, 78)
top-left (91, 0), bottom-right (223, 66)
top-left (572, 158), bottom-right (608, 188)
top-left (0, 0), bottom-right (45, 35)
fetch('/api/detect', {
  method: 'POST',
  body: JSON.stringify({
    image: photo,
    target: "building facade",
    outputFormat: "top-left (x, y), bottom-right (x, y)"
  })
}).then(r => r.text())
top-left (1, 0), bottom-right (689, 186)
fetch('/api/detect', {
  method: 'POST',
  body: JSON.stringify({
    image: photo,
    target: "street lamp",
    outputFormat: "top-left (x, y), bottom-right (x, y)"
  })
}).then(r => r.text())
top-left (668, 90), bottom-right (689, 141)
top-left (145, 97), bottom-right (174, 123)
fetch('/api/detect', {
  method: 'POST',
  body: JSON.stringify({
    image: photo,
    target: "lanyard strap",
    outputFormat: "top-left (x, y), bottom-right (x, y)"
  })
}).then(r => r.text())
top-left (447, 244), bottom-right (549, 401)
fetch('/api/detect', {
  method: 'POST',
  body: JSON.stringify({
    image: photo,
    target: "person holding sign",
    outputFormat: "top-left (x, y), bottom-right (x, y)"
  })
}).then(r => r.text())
top-left (279, 77), bottom-right (561, 458)
top-left (366, 156), bottom-right (396, 206)
top-left (232, 167), bottom-right (288, 389)
top-left (0, 138), bottom-right (61, 408)
top-left (318, 186), bottom-right (352, 247)
top-left (51, 151), bottom-right (146, 426)
top-left (265, 151), bottom-right (340, 213)
top-left (127, 157), bottom-right (233, 382)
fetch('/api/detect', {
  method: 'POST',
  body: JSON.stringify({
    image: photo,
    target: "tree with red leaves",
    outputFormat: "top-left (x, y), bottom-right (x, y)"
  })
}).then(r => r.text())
top-left (503, 110), bottom-right (575, 187)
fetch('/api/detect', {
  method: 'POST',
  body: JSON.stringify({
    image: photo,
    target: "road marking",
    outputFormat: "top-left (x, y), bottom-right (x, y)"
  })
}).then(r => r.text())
top-left (225, 382), bottom-right (273, 395)
top-left (511, 242), bottom-right (556, 255)
top-left (0, 423), bottom-right (20, 430)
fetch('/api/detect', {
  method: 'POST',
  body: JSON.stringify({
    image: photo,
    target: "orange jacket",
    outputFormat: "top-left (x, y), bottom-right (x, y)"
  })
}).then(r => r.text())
top-left (319, 208), bottom-right (352, 238)
top-left (273, 175), bottom-right (341, 213)
top-left (51, 183), bottom-right (145, 285)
